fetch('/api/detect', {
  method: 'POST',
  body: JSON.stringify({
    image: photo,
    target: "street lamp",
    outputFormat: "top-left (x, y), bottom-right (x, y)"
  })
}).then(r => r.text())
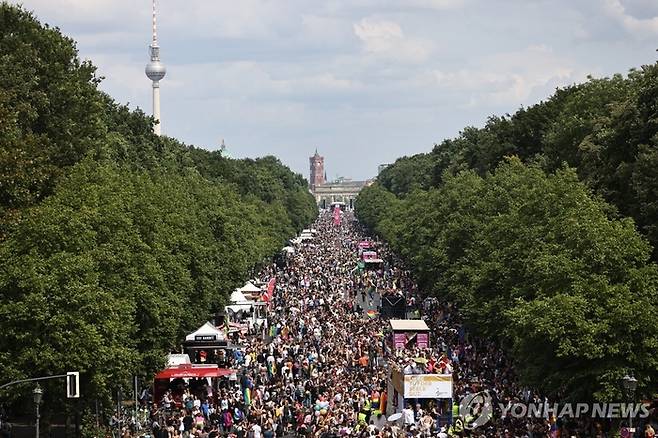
top-left (621, 375), bottom-right (638, 433)
top-left (33, 384), bottom-right (43, 438)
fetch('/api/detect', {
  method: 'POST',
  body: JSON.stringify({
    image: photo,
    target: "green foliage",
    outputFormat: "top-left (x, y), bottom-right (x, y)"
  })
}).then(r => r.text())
top-left (377, 153), bottom-right (435, 196)
top-left (357, 158), bottom-right (658, 400)
top-left (0, 4), bottom-right (105, 214)
top-left (0, 2), bottom-right (317, 423)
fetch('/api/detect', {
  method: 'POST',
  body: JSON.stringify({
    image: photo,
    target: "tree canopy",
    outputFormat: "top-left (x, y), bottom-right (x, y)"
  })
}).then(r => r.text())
top-left (0, 2), bottom-right (316, 420)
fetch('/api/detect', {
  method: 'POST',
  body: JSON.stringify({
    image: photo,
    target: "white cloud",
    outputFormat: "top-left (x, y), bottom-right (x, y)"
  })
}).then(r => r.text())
top-left (6, 0), bottom-right (654, 180)
top-left (430, 45), bottom-right (579, 107)
top-left (603, 0), bottom-right (658, 36)
top-left (15, 0), bottom-right (145, 27)
top-left (407, 0), bottom-right (466, 9)
top-left (353, 17), bottom-right (431, 62)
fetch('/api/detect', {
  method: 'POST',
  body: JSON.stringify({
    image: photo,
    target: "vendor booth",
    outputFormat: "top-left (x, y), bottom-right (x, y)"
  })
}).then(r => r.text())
top-left (153, 363), bottom-right (236, 405)
top-left (183, 322), bottom-right (233, 366)
top-left (389, 319), bottom-right (431, 349)
top-left (226, 289), bottom-right (253, 312)
top-left (239, 281), bottom-right (262, 300)
top-left (224, 290), bottom-right (268, 334)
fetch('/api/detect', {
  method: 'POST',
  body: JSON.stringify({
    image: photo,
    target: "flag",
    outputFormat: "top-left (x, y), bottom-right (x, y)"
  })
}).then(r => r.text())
top-left (333, 207), bottom-right (341, 225)
top-left (366, 310), bottom-right (378, 319)
top-left (243, 387), bottom-right (251, 406)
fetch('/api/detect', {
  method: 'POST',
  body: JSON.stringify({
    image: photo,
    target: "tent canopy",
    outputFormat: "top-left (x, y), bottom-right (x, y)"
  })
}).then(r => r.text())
top-left (226, 304), bottom-right (252, 313)
top-left (239, 282), bottom-right (261, 293)
top-left (167, 354), bottom-right (191, 367)
top-left (155, 364), bottom-right (234, 380)
top-left (230, 290), bottom-right (251, 303)
top-left (389, 319), bottom-right (430, 331)
top-left (185, 322), bottom-right (225, 342)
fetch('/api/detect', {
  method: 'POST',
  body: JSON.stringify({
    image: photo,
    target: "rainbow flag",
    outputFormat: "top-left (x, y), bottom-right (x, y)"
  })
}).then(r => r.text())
top-left (243, 387), bottom-right (251, 406)
top-left (366, 310), bottom-right (378, 319)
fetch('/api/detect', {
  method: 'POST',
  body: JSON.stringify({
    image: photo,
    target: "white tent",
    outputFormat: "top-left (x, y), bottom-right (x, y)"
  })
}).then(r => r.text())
top-left (167, 353), bottom-right (191, 366)
top-left (230, 290), bottom-right (251, 303)
top-left (185, 322), bottom-right (225, 342)
top-left (227, 290), bottom-right (253, 313)
top-left (226, 304), bottom-right (252, 313)
top-left (239, 282), bottom-right (262, 293)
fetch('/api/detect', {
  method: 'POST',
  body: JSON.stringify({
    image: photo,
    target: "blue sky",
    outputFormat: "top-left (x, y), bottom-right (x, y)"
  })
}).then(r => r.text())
top-left (10, 0), bottom-right (658, 180)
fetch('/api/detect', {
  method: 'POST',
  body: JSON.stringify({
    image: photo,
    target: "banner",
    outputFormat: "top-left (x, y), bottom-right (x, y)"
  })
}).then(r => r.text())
top-left (262, 277), bottom-right (276, 302)
top-left (417, 333), bottom-right (429, 349)
top-left (403, 374), bottom-right (453, 399)
top-left (393, 333), bottom-right (407, 349)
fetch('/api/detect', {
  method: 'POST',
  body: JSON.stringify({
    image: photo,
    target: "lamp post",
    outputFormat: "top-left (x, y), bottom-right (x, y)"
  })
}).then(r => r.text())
top-left (621, 375), bottom-right (637, 433)
top-left (33, 384), bottom-right (43, 438)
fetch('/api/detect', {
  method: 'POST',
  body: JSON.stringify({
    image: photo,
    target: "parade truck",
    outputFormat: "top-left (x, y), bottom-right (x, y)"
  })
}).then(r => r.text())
top-left (385, 365), bottom-right (454, 423)
top-left (386, 320), bottom-right (454, 426)
top-left (361, 250), bottom-right (384, 269)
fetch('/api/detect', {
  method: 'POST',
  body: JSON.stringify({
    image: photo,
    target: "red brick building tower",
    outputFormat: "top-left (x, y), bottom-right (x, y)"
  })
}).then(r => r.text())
top-left (309, 149), bottom-right (325, 191)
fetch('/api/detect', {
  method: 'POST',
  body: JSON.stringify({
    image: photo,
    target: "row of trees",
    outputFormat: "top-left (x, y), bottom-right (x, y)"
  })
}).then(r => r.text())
top-left (356, 66), bottom-right (658, 400)
top-left (0, 3), bottom-right (316, 421)
top-left (376, 68), bottom-right (658, 259)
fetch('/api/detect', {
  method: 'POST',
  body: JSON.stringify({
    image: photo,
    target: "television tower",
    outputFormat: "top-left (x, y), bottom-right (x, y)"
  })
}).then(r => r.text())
top-left (145, 0), bottom-right (166, 135)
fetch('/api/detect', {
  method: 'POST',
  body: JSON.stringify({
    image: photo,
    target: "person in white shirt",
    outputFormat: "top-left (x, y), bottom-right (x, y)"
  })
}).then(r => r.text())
top-left (250, 422), bottom-right (262, 438)
top-left (403, 405), bottom-right (415, 426)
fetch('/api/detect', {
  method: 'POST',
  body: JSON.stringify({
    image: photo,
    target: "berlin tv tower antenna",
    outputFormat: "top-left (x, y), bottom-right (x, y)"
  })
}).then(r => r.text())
top-left (145, 0), bottom-right (166, 135)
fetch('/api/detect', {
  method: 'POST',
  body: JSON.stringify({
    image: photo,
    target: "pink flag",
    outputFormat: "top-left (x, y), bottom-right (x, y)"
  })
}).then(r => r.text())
top-left (333, 207), bottom-right (341, 225)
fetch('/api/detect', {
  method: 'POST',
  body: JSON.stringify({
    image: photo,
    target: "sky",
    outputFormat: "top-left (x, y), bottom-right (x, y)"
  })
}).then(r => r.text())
top-left (9, 0), bottom-right (658, 180)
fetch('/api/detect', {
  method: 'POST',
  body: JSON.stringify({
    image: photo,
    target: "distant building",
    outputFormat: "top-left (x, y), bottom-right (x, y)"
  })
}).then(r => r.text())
top-left (309, 149), bottom-right (325, 191)
top-left (308, 150), bottom-right (372, 210)
top-left (378, 163), bottom-right (391, 175)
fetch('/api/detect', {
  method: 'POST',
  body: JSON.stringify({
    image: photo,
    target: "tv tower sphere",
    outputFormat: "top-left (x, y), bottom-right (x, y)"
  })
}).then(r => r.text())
top-left (146, 59), bottom-right (166, 82)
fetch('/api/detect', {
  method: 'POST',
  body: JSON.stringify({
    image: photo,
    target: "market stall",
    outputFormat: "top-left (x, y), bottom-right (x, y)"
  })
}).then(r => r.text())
top-left (183, 322), bottom-right (231, 365)
top-left (153, 363), bottom-right (236, 405)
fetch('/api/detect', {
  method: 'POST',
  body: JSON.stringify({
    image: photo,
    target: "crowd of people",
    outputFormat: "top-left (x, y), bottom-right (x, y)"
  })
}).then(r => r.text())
top-left (141, 211), bottom-right (656, 438)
